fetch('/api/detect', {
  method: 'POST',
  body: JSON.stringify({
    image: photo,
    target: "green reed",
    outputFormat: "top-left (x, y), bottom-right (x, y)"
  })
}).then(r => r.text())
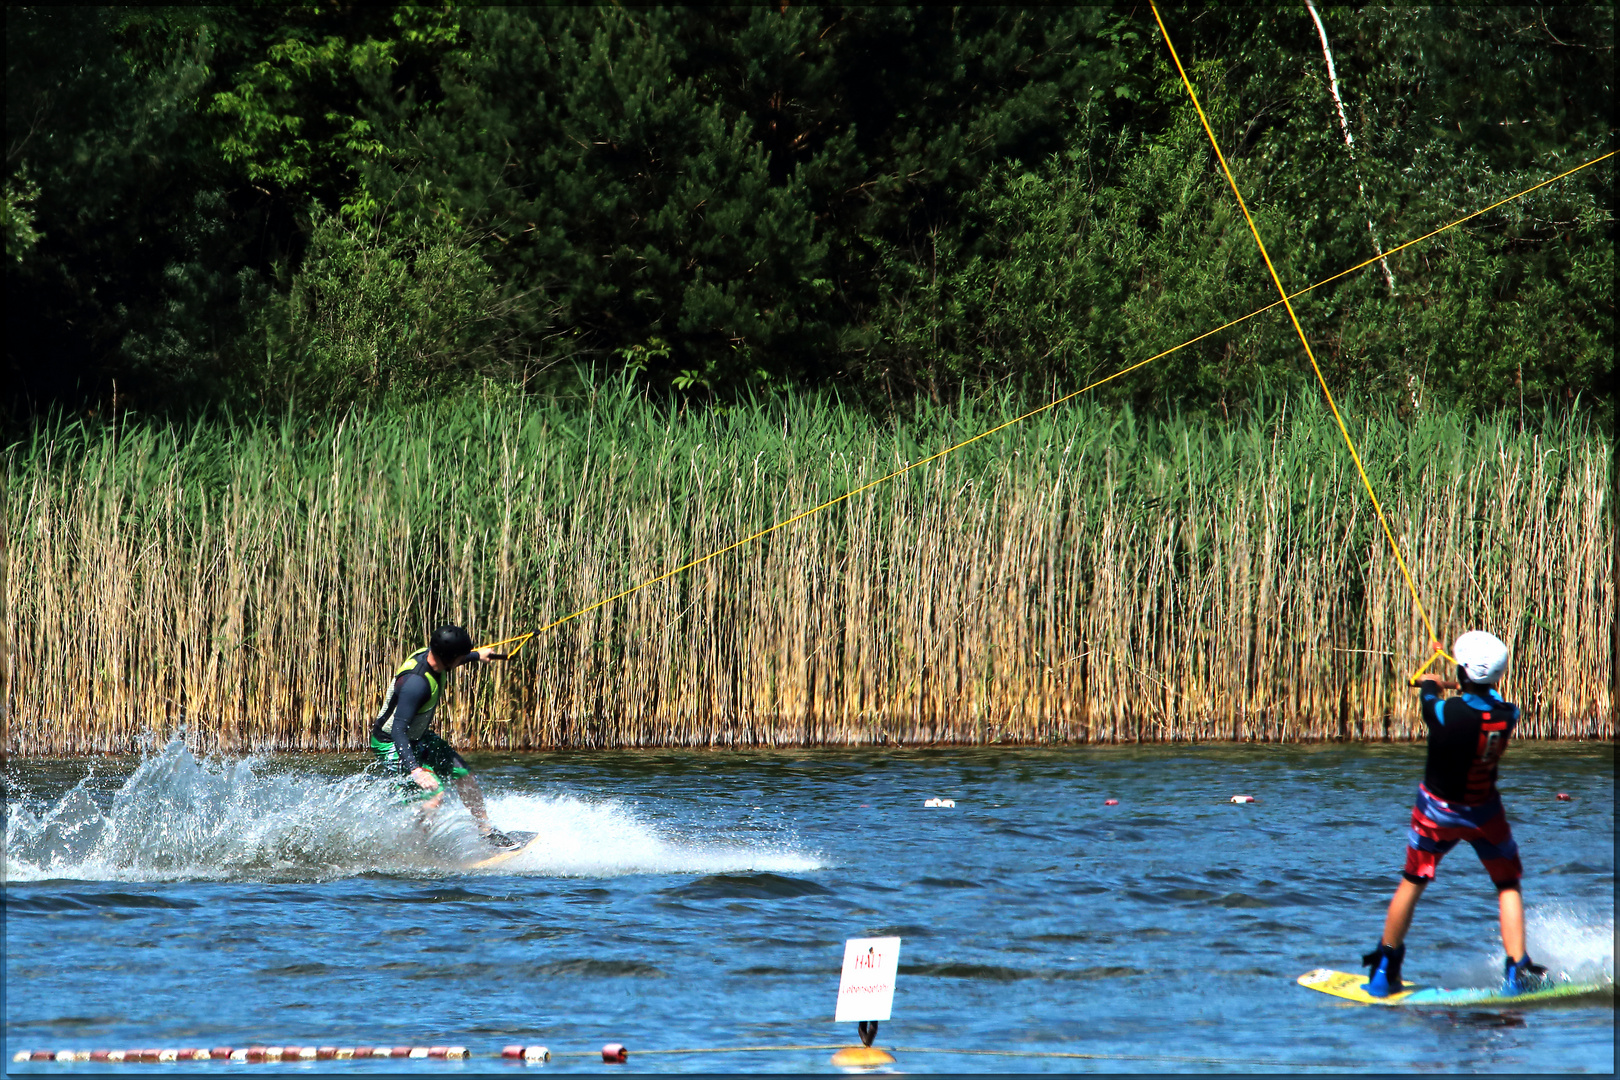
top-left (4, 386), bottom-right (1611, 755)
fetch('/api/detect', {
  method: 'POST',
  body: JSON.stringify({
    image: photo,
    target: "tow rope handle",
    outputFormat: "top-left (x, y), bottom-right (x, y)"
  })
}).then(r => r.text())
top-left (475, 630), bottom-right (537, 658)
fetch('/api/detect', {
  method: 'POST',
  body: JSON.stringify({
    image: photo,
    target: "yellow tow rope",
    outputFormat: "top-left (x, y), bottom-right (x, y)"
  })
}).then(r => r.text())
top-left (1145, 2), bottom-right (1596, 680)
top-left (483, 83), bottom-right (1612, 679)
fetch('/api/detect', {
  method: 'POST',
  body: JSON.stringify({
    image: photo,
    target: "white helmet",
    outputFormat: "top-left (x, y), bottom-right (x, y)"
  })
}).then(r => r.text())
top-left (1453, 630), bottom-right (1509, 686)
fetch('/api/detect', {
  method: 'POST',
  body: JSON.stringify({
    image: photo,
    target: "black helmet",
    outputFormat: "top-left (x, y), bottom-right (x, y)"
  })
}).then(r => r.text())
top-left (430, 624), bottom-right (474, 662)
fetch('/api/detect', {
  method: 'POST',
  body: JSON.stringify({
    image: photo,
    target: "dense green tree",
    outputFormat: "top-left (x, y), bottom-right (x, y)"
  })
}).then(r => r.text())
top-left (4, 3), bottom-right (469, 412)
top-left (4, 4), bottom-right (1611, 420)
top-left (7, 6), bottom-right (232, 410)
top-left (873, 5), bottom-right (1613, 412)
top-left (390, 7), bottom-right (834, 394)
top-left (390, 6), bottom-right (1148, 393)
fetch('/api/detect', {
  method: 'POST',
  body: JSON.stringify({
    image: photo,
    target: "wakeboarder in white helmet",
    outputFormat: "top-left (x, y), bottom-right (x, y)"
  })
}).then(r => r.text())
top-left (1454, 629), bottom-right (1509, 686)
top-left (1361, 629), bottom-right (1547, 999)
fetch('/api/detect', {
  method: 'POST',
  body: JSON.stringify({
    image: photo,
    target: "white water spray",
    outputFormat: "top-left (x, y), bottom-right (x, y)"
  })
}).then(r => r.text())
top-left (478, 792), bottom-right (823, 877)
top-left (1449, 901), bottom-right (1616, 990)
top-left (5, 738), bottom-right (821, 883)
top-left (1525, 903), bottom-right (1615, 986)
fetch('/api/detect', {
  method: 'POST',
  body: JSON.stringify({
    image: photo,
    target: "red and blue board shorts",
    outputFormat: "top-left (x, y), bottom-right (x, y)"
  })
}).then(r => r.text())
top-left (1404, 783), bottom-right (1522, 886)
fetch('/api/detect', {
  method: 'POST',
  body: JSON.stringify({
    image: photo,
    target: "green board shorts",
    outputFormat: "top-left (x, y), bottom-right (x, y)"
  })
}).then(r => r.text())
top-left (370, 732), bottom-right (471, 802)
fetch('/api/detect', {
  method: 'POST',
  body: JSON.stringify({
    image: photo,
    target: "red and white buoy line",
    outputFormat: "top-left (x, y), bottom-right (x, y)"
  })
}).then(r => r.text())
top-left (8, 1041), bottom-right (1360, 1071)
top-left (11, 1044), bottom-right (583, 1064)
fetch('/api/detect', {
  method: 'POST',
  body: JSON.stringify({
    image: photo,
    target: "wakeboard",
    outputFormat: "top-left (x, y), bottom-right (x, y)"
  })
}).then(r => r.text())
top-left (1297, 967), bottom-right (1607, 1007)
top-left (462, 830), bottom-right (540, 871)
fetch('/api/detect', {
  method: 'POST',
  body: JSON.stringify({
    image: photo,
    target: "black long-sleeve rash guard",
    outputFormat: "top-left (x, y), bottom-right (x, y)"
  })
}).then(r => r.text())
top-left (389, 673), bottom-right (433, 772)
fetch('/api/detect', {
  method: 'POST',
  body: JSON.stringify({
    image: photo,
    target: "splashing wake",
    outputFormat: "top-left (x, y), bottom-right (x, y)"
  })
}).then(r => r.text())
top-left (1526, 904), bottom-right (1615, 986)
top-left (1450, 903), bottom-right (1616, 991)
top-left (5, 738), bottom-right (822, 883)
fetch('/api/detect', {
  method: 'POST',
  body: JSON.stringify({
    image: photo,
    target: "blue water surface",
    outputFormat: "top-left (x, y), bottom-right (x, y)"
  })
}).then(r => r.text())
top-left (5, 741), bottom-right (1614, 1072)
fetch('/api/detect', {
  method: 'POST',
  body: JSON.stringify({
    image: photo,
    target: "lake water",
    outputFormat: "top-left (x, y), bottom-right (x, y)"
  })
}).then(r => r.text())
top-left (5, 739), bottom-right (1613, 1073)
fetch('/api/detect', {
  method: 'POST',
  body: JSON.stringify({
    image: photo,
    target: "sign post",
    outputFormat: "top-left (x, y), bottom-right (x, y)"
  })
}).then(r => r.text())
top-left (834, 936), bottom-right (901, 1054)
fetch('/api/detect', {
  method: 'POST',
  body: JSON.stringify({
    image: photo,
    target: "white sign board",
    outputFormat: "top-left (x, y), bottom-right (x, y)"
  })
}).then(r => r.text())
top-left (835, 936), bottom-right (901, 1022)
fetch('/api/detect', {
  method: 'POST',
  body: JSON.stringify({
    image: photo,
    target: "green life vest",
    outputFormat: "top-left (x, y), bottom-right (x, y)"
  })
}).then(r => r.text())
top-left (374, 648), bottom-right (444, 741)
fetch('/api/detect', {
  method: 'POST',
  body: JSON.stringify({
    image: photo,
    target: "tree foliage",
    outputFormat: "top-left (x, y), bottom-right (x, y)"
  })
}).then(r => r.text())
top-left (4, 4), bottom-right (1612, 421)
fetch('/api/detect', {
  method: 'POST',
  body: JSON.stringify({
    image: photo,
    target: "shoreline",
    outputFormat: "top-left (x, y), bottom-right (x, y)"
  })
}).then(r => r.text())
top-left (7, 725), bottom-right (1615, 760)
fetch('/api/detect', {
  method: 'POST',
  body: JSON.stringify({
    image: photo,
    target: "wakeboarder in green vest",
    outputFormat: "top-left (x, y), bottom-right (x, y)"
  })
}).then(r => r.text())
top-left (371, 624), bottom-right (518, 849)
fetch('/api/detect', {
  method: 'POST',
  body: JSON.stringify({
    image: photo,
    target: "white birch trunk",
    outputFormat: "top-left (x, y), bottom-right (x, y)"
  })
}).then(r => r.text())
top-left (1305, 0), bottom-right (1397, 296)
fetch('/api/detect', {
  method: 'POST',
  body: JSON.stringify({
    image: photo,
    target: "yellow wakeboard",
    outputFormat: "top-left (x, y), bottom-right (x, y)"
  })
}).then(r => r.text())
top-left (1298, 967), bottom-right (1608, 1007)
top-left (1297, 967), bottom-right (1417, 1004)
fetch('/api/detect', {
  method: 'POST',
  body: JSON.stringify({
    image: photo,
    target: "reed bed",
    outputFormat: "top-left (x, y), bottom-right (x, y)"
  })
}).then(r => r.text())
top-left (3, 389), bottom-right (1611, 756)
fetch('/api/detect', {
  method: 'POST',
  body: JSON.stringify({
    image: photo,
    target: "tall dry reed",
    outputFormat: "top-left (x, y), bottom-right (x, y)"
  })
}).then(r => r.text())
top-left (3, 388), bottom-right (1611, 756)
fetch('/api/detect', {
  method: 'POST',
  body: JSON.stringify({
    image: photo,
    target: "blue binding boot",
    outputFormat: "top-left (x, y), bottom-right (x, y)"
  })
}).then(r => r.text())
top-left (1361, 942), bottom-right (1406, 997)
top-left (1502, 954), bottom-right (1548, 996)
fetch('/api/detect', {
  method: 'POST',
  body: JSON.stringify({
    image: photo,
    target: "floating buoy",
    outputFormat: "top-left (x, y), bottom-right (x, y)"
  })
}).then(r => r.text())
top-left (19, 1043), bottom-right (468, 1064)
top-left (1229, 795), bottom-right (1257, 804)
top-left (831, 1046), bottom-right (897, 1068)
top-left (1556, 792), bottom-right (1573, 801)
top-left (1104, 799), bottom-right (1118, 806)
top-left (923, 797), bottom-right (955, 808)
top-left (601, 1042), bottom-right (628, 1063)
top-left (502, 1045), bottom-right (551, 1061)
